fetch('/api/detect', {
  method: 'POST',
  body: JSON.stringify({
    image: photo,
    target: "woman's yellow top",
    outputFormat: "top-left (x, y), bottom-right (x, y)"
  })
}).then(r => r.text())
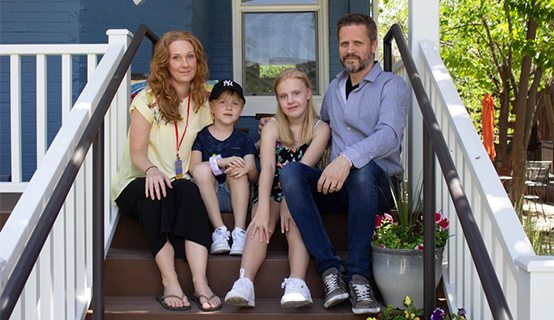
top-left (111, 88), bottom-right (212, 203)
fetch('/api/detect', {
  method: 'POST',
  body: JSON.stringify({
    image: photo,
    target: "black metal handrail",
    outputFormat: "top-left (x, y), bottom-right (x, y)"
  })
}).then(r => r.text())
top-left (383, 24), bottom-right (513, 320)
top-left (0, 24), bottom-right (158, 320)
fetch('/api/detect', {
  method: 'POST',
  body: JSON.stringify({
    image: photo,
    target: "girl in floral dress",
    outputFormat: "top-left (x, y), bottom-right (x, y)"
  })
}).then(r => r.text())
top-left (225, 69), bottom-right (331, 308)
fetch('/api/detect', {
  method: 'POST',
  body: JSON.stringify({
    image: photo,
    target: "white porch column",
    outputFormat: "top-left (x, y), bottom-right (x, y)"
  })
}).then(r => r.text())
top-left (408, 0), bottom-right (439, 196)
top-left (515, 256), bottom-right (554, 319)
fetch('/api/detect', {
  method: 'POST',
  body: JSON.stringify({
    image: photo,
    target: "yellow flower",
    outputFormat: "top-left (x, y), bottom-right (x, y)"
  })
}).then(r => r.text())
top-left (404, 296), bottom-right (412, 305)
top-left (366, 317), bottom-right (377, 320)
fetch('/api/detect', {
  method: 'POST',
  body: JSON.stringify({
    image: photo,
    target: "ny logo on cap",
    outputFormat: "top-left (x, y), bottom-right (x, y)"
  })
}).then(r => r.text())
top-left (223, 80), bottom-right (234, 87)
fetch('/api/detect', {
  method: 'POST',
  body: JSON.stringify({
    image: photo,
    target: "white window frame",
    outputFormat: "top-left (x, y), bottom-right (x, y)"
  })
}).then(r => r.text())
top-left (232, 0), bottom-right (329, 116)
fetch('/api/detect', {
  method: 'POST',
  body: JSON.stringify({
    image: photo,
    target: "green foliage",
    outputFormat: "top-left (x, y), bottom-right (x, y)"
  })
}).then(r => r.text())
top-left (439, 0), bottom-right (554, 131)
top-left (514, 198), bottom-right (554, 255)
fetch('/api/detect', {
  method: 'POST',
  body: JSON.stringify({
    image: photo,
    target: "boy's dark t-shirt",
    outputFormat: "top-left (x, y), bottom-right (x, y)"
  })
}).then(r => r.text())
top-left (192, 126), bottom-right (257, 184)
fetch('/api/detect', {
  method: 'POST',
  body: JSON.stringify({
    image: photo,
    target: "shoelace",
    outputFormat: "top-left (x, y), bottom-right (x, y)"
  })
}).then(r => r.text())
top-left (323, 273), bottom-right (340, 292)
top-left (234, 268), bottom-right (249, 288)
top-left (352, 283), bottom-right (372, 301)
top-left (281, 277), bottom-right (297, 290)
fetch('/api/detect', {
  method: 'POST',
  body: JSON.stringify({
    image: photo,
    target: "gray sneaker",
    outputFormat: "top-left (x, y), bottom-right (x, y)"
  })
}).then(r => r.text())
top-left (321, 268), bottom-right (349, 308)
top-left (348, 274), bottom-right (380, 314)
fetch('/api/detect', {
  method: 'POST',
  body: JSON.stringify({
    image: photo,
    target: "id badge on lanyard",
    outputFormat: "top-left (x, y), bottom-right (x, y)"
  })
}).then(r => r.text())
top-left (174, 94), bottom-right (190, 180)
top-left (175, 157), bottom-right (183, 180)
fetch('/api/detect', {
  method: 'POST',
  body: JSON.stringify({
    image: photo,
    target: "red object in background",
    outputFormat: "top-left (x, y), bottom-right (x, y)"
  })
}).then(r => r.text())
top-left (482, 93), bottom-right (496, 162)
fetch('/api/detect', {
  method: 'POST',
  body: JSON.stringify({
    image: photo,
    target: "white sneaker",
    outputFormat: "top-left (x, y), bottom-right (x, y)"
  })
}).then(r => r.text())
top-left (280, 277), bottom-right (313, 308)
top-left (230, 227), bottom-right (246, 256)
top-left (210, 226), bottom-right (230, 254)
top-left (225, 268), bottom-right (255, 307)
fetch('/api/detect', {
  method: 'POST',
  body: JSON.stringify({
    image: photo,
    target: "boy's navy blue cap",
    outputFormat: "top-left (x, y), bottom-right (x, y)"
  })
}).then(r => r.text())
top-left (209, 80), bottom-right (246, 104)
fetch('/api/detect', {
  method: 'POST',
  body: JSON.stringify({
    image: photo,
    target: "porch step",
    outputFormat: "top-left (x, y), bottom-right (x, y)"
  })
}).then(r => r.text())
top-left (89, 296), bottom-right (367, 320)
top-left (111, 213), bottom-right (350, 251)
top-left (103, 248), bottom-right (343, 298)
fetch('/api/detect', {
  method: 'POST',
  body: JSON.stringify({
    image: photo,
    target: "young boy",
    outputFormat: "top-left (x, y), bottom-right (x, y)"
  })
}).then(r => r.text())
top-left (190, 80), bottom-right (258, 255)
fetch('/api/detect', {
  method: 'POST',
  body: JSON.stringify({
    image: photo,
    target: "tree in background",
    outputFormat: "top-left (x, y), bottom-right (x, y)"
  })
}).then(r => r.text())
top-left (440, 0), bottom-right (554, 202)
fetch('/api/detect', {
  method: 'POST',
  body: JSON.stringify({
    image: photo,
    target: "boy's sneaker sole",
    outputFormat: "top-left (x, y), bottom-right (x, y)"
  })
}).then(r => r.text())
top-left (229, 248), bottom-right (243, 256)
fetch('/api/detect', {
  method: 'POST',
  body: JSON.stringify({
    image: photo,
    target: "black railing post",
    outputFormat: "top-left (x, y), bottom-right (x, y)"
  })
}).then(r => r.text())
top-left (423, 126), bottom-right (436, 319)
top-left (92, 122), bottom-right (105, 320)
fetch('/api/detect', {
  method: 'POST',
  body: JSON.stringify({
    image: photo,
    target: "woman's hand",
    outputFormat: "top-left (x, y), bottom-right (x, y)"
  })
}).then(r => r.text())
top-left (145, 167), bottom-right (173, 200)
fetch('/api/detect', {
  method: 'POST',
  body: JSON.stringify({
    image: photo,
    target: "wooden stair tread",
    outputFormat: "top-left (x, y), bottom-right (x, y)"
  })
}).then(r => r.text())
top-left (88, 296), bottom-right (370, 320)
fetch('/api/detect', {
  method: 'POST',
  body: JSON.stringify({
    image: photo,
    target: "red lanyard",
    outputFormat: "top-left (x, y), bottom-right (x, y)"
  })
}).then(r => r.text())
top-left (174, 94), bottom-right (191, 159)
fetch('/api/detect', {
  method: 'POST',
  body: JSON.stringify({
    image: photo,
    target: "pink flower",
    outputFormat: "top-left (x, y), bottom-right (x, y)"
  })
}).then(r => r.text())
top-left (416, 244), bottom-right (424, 250)
top-left (439, 218), bottom-right (449, 230)
top-left (375, 215), bottom-right (383, 228)
top-left (435, 212), bottom-right (442, 222)
top-left (384, 213), bottom-right (394, 222)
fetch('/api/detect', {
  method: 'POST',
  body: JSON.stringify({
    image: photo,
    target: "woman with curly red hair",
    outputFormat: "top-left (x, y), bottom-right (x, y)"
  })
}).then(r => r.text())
top-left (111, 30), bottom-right (221, 312)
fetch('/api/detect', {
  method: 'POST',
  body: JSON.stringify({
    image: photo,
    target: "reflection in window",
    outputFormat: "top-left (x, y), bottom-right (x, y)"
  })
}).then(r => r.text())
top-left (244, 12), bottom-right (318, 95)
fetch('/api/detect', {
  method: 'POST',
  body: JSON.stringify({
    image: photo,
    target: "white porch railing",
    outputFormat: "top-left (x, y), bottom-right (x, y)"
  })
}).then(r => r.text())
top-left (401, 39), bottom-right (554, 320)
top-left (0, 30), bottom-right (131, 320)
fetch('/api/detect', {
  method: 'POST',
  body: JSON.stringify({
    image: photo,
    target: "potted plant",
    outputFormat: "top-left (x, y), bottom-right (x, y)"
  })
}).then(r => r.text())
top-left (371, 177), bottom-right (450, 309)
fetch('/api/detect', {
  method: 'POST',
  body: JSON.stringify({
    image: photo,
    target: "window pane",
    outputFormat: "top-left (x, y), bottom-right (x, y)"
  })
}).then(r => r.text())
top-left (244, 12), bottom-right (318, 95)
top-left (242, 0), bottom-right (318, 5)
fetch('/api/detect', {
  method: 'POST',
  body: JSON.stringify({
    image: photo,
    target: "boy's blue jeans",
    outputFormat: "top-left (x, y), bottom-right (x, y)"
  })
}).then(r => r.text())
top-left (279, 161), bottom-right (397, 282)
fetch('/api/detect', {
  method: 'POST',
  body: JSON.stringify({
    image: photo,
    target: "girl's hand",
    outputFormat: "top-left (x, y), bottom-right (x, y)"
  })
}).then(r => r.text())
top-left (246, 209), bottom-right (272, 244)
top-left (145, 167), bottom-right (173, 200)
top-left (280, 198), bottom-right (295, 234)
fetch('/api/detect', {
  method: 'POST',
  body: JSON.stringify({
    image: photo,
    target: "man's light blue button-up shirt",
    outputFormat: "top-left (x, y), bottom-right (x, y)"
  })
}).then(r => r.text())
top-left (321, 62), bottom-right (410, 177)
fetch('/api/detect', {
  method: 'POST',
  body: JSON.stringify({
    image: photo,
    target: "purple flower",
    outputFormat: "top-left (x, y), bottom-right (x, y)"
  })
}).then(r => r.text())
top-left (458, 308), bottom-right (467, 316)
top-left (431, 308), bottom-right (445, 320)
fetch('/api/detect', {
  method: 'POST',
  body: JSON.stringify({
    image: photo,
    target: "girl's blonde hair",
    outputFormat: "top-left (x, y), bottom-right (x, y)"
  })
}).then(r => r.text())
top-left (148, 30), bottom-right (209, 123)
top-left (273, 69), bottom-right (319, 147)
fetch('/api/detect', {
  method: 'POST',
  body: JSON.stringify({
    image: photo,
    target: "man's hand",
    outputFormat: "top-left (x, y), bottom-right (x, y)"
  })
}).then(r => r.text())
top-left (317, 154), bottom-right (351, 194)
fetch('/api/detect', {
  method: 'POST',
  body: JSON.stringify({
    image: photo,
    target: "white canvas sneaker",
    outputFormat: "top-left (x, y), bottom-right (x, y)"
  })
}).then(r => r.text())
top-left (230, 227), bottom-right (246, 256)
top-left (210, 226), bottom-right (230, 254)
top-left (280, 277), bottom-right (313, 308)
top-left (225, 268), bottom-right (255, 307)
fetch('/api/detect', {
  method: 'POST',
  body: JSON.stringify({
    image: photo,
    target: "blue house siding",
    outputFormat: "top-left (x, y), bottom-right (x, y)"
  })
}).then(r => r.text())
top-left (328, 0), bottom-right (349, 81)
